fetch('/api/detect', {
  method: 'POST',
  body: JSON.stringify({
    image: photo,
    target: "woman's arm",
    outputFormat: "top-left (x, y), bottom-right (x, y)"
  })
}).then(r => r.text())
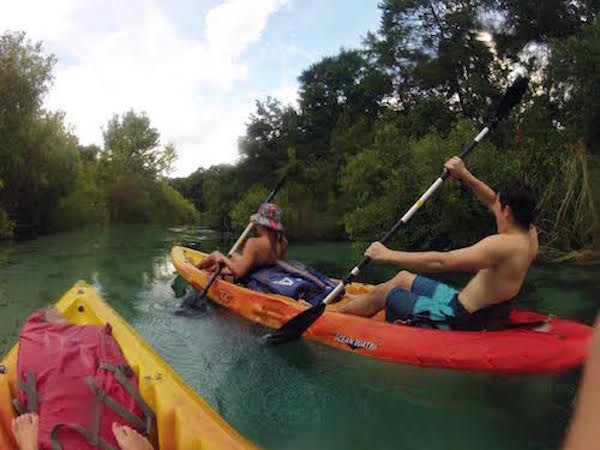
top-left (195, 251), bottom-right (222, 270)
top-left (216, 240), bottom-right (258, 278)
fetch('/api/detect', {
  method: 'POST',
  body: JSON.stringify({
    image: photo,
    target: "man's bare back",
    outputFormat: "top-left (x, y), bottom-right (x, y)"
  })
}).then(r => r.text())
top-left (459, 227), bottom-right (538, 312)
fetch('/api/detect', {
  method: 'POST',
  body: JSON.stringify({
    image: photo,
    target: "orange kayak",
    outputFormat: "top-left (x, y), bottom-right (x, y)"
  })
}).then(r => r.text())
top-left (172, 246), bottom-right (592, 374)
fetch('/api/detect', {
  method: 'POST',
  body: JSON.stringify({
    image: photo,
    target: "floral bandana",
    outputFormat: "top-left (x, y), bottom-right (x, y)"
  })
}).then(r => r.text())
top-left (250, 203), bottom-right (283, 231)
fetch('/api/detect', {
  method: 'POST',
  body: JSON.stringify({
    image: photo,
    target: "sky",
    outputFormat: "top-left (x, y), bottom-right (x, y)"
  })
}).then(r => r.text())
top-left (0, 0), bottom-right (382, 176)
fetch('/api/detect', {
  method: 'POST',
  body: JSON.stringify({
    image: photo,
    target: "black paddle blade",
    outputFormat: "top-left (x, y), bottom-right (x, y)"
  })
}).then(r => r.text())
top-left (175, 291), bottom-right (208, 316)
top-left (496, 77), bottom-right (529, 121)
top-left (174, 304), bottom-right (207, 317)
top-left (264, 303), bottom-right (326, 345)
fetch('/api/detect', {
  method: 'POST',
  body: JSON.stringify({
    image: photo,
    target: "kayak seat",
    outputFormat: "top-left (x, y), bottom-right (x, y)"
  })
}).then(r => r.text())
top-left (241, 261), bottom-right (344, 307)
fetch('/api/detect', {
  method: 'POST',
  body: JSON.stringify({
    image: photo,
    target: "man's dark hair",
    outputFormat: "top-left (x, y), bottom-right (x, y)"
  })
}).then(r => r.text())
top-left (498, 184), bottom-right (536, 229)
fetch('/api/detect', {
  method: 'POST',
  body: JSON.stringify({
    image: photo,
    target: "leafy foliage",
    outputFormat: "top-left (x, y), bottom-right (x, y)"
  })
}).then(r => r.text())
top-left (0, 32), bottom-right (198, 239)
top-left (2, 1), bottom-right (598, 258)
top-left (172, 0), bottom-right (598, 257)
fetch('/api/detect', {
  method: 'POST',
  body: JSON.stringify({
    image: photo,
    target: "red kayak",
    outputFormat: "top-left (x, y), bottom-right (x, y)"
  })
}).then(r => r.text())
top-left (172, 246), bottom-right (592, 374)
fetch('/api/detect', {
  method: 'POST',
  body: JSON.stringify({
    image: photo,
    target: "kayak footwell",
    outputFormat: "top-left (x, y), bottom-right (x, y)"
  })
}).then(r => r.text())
top-left (0, 281), bottom-right (258, 450)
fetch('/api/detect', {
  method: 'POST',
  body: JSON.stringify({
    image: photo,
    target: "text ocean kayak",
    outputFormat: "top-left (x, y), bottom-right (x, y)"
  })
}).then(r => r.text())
top-left (0, 281), bottom-right (258, 450)
top-left (172, 246), bottom-right (592, 374)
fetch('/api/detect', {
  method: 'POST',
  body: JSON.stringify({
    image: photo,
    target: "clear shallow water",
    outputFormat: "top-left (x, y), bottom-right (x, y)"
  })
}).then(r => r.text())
top-left (1, 224), bottom-right (599, 449)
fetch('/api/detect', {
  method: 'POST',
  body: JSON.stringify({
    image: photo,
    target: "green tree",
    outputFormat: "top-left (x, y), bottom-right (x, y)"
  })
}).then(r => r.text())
top-left (238, 97), bottom-right (298, 185)
top-left (0, 31), bottom-right (66, 236)
top-left (298, 49), bottom-right (390, 159)
top-left (100, 110), bottom-right (175, 180)
top-left (366, 0), bottom-right (506, 121)
top-left (342, 119), bottom-right (515, 250)
top-left (200, 164), bottom-right (243, 229)
top-left (168, 1), bottom-right (598, 257)
top-left (0, 31), bottom-right (55, 118)
top-left (50, 161), bottom-right (109, 231)
top-left (491, 0), bottom-right (599, 60)
top-left (78, 144), bottom-right (101, 163)
top-left (98, 111), bottom-right (199, 224)
top-left (170, 168), bottom-right (206, 212)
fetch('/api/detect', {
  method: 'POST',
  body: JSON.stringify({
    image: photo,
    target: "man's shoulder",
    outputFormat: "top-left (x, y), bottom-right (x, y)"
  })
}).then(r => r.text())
top-left (476, 234), bottom-right (519, 258)
top-left (483, 232), bottom-right (528, 244)
top-left (478, 234), bottom-right (508, 246)
top-left (484, 231), bottom-right (535, 257)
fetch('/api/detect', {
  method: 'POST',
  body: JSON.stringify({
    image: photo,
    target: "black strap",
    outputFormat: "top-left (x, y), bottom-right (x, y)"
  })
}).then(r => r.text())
top-left (84, 377), bottom-right (147, 433)
top-left (502, 320), bottom-right (549, 330)
top-left (100, 363), bottom-right (155, 435)
top-left (16, 370), bottom-right (38, 413)
top-left (50, 423), bottom-right (118, 450)
top-left (12, 397), bottom-right (26, 415)
top-left (85, 377), bottom-right (108, 445)
top-left (51, 365), bottom-right (154, 450)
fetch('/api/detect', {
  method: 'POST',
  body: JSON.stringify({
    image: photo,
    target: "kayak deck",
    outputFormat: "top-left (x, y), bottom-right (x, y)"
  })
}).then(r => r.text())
top-left (0, 281), bottom-right (258, 450)
top-left (172, 246), bottom-right (592, 374)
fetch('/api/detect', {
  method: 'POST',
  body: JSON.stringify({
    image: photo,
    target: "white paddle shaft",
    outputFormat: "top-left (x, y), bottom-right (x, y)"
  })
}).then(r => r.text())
top-left (229, 222), bottom-right (254, 256)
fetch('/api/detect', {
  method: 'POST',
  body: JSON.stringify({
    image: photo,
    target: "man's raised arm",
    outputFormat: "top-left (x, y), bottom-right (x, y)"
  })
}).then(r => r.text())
top-left (444, 156), bottom-right (496, 207)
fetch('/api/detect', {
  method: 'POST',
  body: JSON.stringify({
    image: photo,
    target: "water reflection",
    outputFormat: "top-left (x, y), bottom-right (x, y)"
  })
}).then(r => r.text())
top-left (0, 224), bottom-right (598, 449)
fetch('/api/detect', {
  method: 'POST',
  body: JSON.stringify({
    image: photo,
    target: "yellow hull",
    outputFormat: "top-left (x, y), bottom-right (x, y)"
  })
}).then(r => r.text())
top-left (0, 281), bottom-right (258, 450)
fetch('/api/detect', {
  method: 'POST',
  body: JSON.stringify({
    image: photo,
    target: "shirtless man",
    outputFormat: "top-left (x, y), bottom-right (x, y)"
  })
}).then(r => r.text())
top-left (337, 156), bottom-right (538, 330)
top-left (197, 203), bottom-right (288, 279)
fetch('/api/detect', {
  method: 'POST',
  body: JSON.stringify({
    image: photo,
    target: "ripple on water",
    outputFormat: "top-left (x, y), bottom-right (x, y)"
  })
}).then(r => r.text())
top-left (2, 225), bottom-right (593, 450)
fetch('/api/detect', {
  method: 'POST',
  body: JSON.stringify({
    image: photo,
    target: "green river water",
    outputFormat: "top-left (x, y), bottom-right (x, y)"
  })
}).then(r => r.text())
top-left (1, 224), bottom-right (598, 450)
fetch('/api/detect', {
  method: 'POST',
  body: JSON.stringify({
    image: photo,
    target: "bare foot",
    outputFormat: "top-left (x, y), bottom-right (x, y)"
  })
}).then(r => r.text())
top-left (11, 413), bottom-right (39, 450)
top-left (112, 423), bottom-right (153, 450)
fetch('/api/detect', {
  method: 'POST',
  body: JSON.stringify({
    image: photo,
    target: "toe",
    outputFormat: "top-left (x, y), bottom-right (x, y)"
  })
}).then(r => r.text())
top-left (112, 423), bottom-right (125, 441)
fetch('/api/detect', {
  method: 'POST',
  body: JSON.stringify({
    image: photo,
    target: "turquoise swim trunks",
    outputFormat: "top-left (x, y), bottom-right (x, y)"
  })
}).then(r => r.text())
top-left (385, 275), bottom-right (472, 330)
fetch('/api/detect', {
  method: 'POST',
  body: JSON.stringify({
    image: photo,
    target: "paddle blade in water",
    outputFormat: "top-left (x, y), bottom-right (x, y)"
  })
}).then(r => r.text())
top-left (175, 291), bottom-right (208, 317)
top-left (264, 303), bottom-right (326, 345)
top-left (179, 290), bottom-right (207, 310)
top-left (496, 77), bottom-right (528, 121)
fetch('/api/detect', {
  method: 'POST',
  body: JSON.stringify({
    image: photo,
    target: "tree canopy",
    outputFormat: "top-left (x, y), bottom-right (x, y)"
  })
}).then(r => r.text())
top-left (173, 0), bottom-right (599, 259)
top-left (2, 1), bottom-right (598, 260)
top-left (0, 31), bottom-right (198, 239)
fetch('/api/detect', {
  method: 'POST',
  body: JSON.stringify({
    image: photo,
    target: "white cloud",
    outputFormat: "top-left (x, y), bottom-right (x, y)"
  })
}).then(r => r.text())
top-left (2, 0), bottom-right (290, 176)
top-left (206, 0), bottom-right (286, 57)
top-left (0, 0), bottom-right (77, 42)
